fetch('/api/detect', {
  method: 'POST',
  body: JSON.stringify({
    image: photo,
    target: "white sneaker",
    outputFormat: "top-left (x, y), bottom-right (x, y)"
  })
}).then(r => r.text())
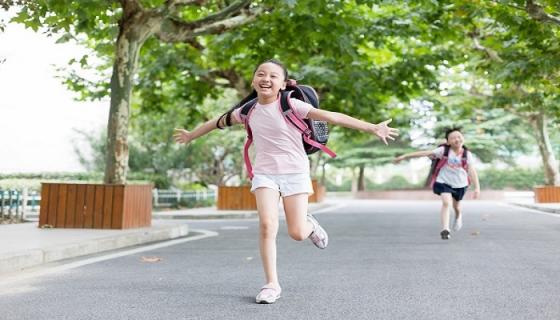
top-left (307, 214), bottom-right (328, 249)
top-left (453, 215), bottom-right (463, 232)
top-left (256, 284), bottom-right (281, 304)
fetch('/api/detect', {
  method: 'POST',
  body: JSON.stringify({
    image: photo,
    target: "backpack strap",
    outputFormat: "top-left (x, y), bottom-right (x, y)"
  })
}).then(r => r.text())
top-left (462, 146), bottom-right (470, 185)
top-left (279, 91), bottom-right (336, 158)
top-left (430, 145), bottom-right (471, 187)
top-left (239, 98), bottom-right (258, 180)
top-left (430, 144), bottom-right (450, 188)
top-left (461, 146), bottom-right (469, 169)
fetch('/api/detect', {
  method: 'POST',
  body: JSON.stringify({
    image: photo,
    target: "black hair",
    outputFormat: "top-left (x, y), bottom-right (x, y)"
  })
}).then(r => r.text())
top-left (216, 59), bottom-right (289, 129)
top-left (444, 127), bottom-right (462, 140)
top-left (254, 58), bottom-right (289, 81)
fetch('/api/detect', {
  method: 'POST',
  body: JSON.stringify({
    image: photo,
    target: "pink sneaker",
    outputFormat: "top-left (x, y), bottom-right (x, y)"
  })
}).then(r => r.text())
top-left (307, 214), bottom-right (328, 249)
top-left (255, 284), bottom-right (282, 304)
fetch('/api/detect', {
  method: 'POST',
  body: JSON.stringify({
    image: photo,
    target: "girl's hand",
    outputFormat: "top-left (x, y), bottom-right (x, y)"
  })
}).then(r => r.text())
top-left (472, 189), bottom-right (481, 200)
top-left (373, 119), bottom-right (399, 145)
top-left (173, 128), bottom-right (194, 144)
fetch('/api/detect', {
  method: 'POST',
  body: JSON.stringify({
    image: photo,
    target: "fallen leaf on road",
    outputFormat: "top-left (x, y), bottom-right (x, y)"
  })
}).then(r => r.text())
top-left (141, 256), bottom-right (162, 263)
top-left (246, 257), bottom-right (253, 261)
top-left (471, 231), bottom-right (480, 236)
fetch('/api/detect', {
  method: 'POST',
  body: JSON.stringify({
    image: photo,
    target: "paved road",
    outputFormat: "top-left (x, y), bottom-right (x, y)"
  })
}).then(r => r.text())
top-left (1, 200), bottom-right (559, 320)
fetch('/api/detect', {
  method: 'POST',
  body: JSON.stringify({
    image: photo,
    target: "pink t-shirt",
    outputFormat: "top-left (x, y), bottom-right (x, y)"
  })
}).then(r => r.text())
top-left (232, 98), bottom-right (313, 174)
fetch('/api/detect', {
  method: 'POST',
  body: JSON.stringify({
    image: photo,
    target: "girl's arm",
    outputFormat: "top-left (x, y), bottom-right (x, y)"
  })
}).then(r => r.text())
top-left (468, 165), bottom-right (481, 199)
top-left (393, 150), bottom-right (434, 163)
top-left (173, 113), bottom-right (241, 145)
top-left (307, 108), bottom-right (398, 145)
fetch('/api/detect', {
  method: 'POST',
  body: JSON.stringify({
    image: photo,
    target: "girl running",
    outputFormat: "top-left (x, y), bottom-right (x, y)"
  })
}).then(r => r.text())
top-left (394, 128), bottom-right (480, 240)
top-left (174, 59), bottom-right (399, 303)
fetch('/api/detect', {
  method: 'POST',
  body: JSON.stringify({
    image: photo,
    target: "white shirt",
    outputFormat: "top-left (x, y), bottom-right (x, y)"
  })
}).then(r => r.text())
top-left (431, 146), bottom-right (473, 188)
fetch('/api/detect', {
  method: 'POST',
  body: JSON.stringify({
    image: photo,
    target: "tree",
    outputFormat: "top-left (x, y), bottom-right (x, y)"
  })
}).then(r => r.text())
top-left (12, 0), bottom-right (263, 184)
top-left (72, 0), bottom-right (457, 186)
top-left (423, 0), bottom-right (560, 185)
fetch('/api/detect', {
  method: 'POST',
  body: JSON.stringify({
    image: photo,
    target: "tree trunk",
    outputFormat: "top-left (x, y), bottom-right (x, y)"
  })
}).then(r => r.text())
top-left (104, 12), bottom-right (157, 184)
top-left (528, 111), bottom-right (560, 186)
top-left (350, 167), bottom-right (358, 193)
top-left (357, 164), bottom-right (366, 191)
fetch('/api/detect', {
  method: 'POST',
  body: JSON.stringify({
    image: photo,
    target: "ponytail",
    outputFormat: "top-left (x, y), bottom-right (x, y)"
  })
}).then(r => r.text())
top-left (216, 89), bottom-right (258, 129)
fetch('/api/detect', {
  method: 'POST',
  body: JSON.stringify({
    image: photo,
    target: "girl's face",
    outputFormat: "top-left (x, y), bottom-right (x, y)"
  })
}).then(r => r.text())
top-left (252, 62), bottom-right (286, 101)
top-left (447, 130), bottom-right (464, 149)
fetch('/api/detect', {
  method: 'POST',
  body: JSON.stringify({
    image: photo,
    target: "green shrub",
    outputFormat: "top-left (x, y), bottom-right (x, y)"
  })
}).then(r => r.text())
top-left (478, 167), bottom-right (545, 190)
top-left (367, 175), bottom-right (423, 190)
top-left (325, 179), bottom-right (353, 192)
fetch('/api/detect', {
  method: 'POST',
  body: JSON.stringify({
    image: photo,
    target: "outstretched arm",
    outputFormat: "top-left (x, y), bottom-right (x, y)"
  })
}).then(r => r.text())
top-left (393, 150), bottom-right (434, 163)
top-left (306, 108), bottom-right (399, 145)
top-left (173, 113), bottom-right (241, 145)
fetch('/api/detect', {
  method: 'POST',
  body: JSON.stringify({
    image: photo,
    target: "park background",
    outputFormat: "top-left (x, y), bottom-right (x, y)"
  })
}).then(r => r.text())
top-left (1, 0), bottom-right (559, 219)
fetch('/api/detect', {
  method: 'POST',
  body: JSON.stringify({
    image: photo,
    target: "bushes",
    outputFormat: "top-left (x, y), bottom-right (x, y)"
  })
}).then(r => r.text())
top-left (478, 167), bottom-right (544, 190)
top-left (324, 166), bottom-right (546, 191)
top-left (367, 175), bottom-right (423, 190)
top-left (0, 172), bottom-right (169, 190)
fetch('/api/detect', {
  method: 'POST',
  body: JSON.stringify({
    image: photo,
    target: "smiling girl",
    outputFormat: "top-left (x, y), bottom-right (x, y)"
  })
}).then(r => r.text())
top-left (394, 128), bottom-right (480, 240)
top-left (174, 59), bottom-right (399, 303)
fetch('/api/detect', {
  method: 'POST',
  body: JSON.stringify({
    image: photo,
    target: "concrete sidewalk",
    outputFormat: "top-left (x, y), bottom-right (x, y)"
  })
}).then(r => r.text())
top-left (0, 202), bottom-right (329, 276)
top-left (504, 191), bottom-right (560, 214)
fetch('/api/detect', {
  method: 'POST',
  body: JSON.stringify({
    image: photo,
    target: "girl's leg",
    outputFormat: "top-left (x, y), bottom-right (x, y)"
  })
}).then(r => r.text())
top-left (283, 193), bottom-right (328, 248)
top-left (254, 187), bottom-right (281, 287)
top-left (440, 193), bottom-right (453, 231)
top-left (282, 193), bottom-right (313, 241)
top-left (452, 199), bottom-right (463, 231)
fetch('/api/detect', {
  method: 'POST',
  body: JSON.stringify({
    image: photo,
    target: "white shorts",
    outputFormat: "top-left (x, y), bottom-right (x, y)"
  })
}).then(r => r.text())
top-left (251, 173), bottom-right (314, 197)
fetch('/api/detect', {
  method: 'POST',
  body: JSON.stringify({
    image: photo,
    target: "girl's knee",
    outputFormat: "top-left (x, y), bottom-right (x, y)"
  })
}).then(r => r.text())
top-left (259, 219), bottom-right (278, 238)
top-left (288, 227), bottom-right (309, 241)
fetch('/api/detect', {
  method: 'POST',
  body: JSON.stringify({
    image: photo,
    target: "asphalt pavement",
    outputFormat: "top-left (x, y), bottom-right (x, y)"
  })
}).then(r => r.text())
top-left (1, 199), bottom-right (559, 320)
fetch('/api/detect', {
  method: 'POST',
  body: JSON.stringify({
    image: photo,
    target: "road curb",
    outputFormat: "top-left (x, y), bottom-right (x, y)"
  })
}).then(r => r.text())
top-left (509, 202), bottom-right (560, 214)
top-left (152, 202), bottom-right (332, 220)
top-left (0, 224), bottom-right (189, 275)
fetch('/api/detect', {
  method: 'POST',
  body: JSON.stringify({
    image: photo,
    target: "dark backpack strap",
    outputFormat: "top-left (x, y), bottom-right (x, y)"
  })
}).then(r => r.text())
top-left (461, 146), bottom-right (469, 166)
top-left (461, 146), bottom-right (470, 185)
top-left (239, 98), bottom-right (258, 119)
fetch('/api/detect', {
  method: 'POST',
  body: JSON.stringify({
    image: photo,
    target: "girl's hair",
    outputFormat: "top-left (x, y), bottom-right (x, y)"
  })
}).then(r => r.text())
top-left (216, 59), bottom-right (288, 129)
top-left (254, 58), bottom-right (289, 81)
top-left (444, 127), bottom-right (462, 140)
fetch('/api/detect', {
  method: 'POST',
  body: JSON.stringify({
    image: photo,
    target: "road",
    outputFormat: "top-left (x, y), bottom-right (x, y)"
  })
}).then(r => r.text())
top-left (1, 200), bottom-right (559, 320)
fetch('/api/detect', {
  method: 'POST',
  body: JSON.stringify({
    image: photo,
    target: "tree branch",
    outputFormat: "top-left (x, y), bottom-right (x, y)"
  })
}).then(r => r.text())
top-left (467, 29), bottom-right (503, 63)
top-left (155, 5), bottom-right (263, 42)
top-left (121, 0), bottom-right (143, 17)
top-left (526, 0), bottom-right (560, 26)
top-left (191, 0), bottom-right (251, 27)
top-left (486, 0), bottom-right (560, 26)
